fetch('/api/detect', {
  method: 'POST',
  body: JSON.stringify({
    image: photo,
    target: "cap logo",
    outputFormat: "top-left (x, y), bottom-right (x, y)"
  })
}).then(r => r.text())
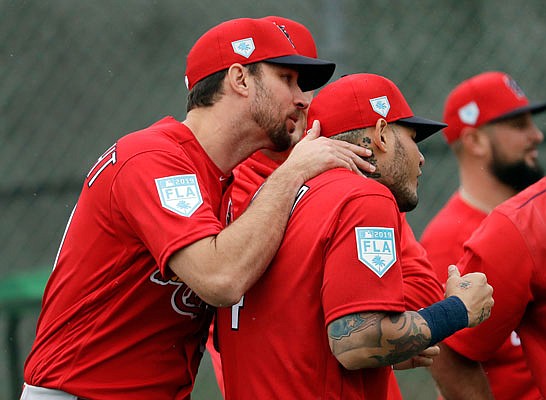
top-left (504, 75), bottom-right (525, 98)
top-left (231, 38), bottom-right (255, 58)
top-left (458, 101), bottom-right (480, 125)
top-left (274, 23), bottom-right (296, 48)
top-left (370, 96), bottom-right (390, 118)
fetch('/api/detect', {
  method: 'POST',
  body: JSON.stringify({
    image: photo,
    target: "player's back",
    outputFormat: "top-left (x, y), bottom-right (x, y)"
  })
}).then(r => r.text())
top-left (217, 168), bottom-right (404, 400)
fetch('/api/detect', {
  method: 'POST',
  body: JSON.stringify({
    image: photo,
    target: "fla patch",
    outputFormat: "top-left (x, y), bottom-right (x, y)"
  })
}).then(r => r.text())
top-left (355, 227), bottom-right (396, 277)
top-left (155, 174), bottom-right (203, 217)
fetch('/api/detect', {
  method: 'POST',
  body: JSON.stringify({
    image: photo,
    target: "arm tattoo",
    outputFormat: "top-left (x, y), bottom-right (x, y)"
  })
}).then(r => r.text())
top-left (329, 314), bottom-right (372, 339)
top-left (374, 313), bottom-right (430, 365)
top-left (329, 312), bottom-right (431, 367)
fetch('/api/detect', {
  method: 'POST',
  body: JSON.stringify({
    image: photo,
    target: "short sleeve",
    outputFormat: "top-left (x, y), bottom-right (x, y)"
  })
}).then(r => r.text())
top-left (322, 194), bottom-right (406, 326)
top-left (112, 151), bottom-right (223, 275)
top-left (444, 211), bottom-right (532, 361)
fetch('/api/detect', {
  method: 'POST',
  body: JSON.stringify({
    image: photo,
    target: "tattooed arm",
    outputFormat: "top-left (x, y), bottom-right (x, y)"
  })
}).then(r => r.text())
top-left (328, 265), bottom-right (493, 370)
top-left (328, 310), bottom-right (432, 369)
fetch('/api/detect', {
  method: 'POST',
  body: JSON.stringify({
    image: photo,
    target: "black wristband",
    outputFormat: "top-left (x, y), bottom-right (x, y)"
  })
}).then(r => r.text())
top-left (417, 296), bottom-right (469, 346)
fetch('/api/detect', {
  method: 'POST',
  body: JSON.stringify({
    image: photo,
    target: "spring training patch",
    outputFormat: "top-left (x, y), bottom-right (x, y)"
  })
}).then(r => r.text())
top-left (458, 101), bottom-right (479, 125)
top-left (231, 38), bottom-right (255, 58)
top-left (155, 174), bottom-right (203, 217)
top-left (370, 96), bottom-right (390, 118)
top-left (355, 227), bottom-right (397, 277)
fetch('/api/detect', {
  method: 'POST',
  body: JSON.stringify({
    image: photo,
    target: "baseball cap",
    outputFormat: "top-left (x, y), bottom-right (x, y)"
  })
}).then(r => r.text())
top-left (260, 16), bottom-right (318, 58)
top-left (308, 73), bottom-right (446, 142)
top-left (184, 18), bottom-right (334, 92)
top-left (443, 71), bottom-right (546, 144)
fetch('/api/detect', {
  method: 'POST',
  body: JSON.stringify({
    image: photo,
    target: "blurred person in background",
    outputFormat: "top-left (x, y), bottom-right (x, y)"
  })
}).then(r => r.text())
top-left (207, 17), bottom-right (446, 400)
top-left (429, 175), bottom-right (546, 399)
top-left (20, 17), bottom-right (373, 400)
top-left (215, 73), bottom-right (494, 400)
top-left (421, 71), bottom-right (545, 400)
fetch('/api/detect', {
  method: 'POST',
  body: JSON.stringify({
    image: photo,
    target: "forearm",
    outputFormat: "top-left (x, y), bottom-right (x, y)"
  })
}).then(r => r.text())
top-left (169, 166), bottom-right (304, 306)
top-left (429, 343), bottom-right (494, 400)
top-left (328, 311), bottom-right (432, 370)
top-left (328, 297), bottom-right (469, 370)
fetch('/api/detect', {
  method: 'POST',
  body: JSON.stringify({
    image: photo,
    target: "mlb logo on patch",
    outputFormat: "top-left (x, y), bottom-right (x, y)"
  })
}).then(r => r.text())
top-left (155, 174), bottom-right (203, 217)
top-left (355, 227), bottom-right (397, 277)
top-left (231, 38), bottom-right (255, 58)
top-left (370, 96), bottom-right (390, 118)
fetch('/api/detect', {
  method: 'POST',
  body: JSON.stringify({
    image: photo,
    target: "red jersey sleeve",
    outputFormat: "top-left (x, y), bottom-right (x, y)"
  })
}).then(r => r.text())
top-left (399, 214), bottom-right (444, 310)
top-left (322, 194), bottom-right (406, 326)
top-left (444, 211), bottom-right (531, 361)
top-left (112, 151), bottom-right (223, 276)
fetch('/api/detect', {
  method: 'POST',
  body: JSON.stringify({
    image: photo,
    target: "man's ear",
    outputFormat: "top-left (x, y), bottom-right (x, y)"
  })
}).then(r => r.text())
top-left (371, 118), bottom-right (389, 153)
top-left (226, 63), bottom-right (250, 96)
top-left (460, 126), bottom-right (490, 157)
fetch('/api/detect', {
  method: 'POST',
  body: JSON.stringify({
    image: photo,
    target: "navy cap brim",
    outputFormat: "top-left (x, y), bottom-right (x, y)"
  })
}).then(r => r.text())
top-left (265, 55), bottom-right (336, 92)
top-left (397, 116), bottom-right (448, 143)
top-left (487, 101), bottom-right (546, 125)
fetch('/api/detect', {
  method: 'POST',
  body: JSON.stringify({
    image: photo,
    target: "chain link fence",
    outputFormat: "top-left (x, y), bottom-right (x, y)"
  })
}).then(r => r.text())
top-left (2, 0), bottom-right (546, 398)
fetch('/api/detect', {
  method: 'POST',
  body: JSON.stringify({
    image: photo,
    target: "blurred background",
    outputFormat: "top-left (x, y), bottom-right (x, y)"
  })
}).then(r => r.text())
top-left (1, 0), bottom-right (545, 398)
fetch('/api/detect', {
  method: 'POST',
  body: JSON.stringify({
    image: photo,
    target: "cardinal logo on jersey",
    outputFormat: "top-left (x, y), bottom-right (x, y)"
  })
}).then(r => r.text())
top-left (231, 38), bottom-right (255, 58)
top-left (355, 227), bottom-right (397, 277)
top-left (155, 174), bottom-right (203, 217)
top-left (370, 96), bottom-right (390, 118)
top-left (150, 270), bottom-right (208, 319)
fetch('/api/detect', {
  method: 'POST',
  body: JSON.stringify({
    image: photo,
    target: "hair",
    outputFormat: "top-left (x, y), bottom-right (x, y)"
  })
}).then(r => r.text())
top-left (331, 128), bottom-right (381, 178)
top-left (330, 128), bottom-right (367, 145)
top-left (186, 63), bottom-right (262, 112)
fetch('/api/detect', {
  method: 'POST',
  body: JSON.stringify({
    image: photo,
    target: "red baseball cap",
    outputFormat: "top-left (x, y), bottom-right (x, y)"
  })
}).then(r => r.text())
top-left (260, 16), bottom-right (318, 58)
top-left (184, 18), bottom-right (334, 92)
top-left (443, 71), bottom-right (546, 143)
top-left (308, 73), bottom-right (446, 142)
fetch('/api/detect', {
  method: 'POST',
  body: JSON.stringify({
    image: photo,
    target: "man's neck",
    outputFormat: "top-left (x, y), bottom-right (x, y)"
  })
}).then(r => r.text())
top-left (459, 169), bottom-right (517, 213)
top-left (184, 107), bottom-right (268, 175)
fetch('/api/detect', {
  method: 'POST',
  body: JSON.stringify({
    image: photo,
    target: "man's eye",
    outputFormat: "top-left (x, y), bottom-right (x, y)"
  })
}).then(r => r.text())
top-left (281, 74), bottom-right (294, 83)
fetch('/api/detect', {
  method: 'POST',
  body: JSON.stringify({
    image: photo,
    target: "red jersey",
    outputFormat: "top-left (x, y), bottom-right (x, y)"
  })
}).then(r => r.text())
top-left (217, 168), bottom-right (408, 399)
top-left (443, 178), bottom-right (546, 398)
top-left (421, 192), bottom-right (541, 400)
top-left (24, 117), bottom-right (227, 400)
top-left (207, 151), bottom-right (442, 399)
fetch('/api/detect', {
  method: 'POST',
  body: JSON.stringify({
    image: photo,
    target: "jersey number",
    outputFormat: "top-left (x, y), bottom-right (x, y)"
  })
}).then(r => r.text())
top-left (231, 296), bottom-right (244, 330)
top-left (87, 144), bottom-right (117, 187)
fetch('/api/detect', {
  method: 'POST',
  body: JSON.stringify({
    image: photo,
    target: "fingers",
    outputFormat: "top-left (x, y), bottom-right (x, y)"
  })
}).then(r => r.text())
top-left (303, 120), bottom-right (320, 140)
top-left (411, 355), bottom-right (435, 368)
top-left (420, 345), bottom-right (441, 357)
top-left (331, 141), bottom-right (375, 175)
top-left (447, 264), bottom-right (460, 278)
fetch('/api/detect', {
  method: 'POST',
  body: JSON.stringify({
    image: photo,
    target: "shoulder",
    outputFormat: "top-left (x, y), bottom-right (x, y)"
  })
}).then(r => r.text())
top-left (309, 169), bottom-right (393, 197)
top-left (114, 117), bottom-right (199, 167)
top-left (495, 177), bottom-right (546, 217)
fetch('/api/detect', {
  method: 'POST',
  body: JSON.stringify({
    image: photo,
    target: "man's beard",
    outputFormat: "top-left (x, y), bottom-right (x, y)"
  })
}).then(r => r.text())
top-left (379, 134), bottom-right (419, 213)
top-left (250, 79), bottom-right (293, 152)
top-left (490, 147), bottom-right (544, 192)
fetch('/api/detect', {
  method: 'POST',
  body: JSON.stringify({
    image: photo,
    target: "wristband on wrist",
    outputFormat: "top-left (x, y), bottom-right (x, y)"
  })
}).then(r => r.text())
top-left (417, 296), bottom-right (469, 346)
